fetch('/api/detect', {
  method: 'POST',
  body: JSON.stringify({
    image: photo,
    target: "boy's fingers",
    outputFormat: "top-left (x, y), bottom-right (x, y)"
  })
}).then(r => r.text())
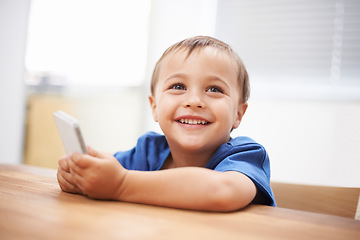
top-left (70, 152), bottom-right (95, 168)
top-left (68, 153), bottom-right (99, 177)
top-left (57, 166), bottom-right (81, 194)
top-left (71, 173), bottom-right (87, 196)
top-left (57, 174), bottom-right (76, 193)
top-left (87, 146), bottom-right (112, 159)
top-left (58, 165), bottom-right (76, 185)
top-left (87, 146), bottom-right (99, 157)
top-left (65, 162), bottom-right (87, 195)
top-left (68, 157), bottom-right (84, 177)
top-left (58, 155), bottom-right (70, 172)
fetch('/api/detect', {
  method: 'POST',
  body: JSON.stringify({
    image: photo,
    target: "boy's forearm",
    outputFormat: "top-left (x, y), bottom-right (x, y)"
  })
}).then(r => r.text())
top-left (117, 167), bottom-right (256, 212)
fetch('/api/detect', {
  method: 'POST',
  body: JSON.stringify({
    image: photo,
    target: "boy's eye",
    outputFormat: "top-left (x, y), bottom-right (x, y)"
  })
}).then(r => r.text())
top-left (169, 83), bottom-right (186, 91)
top-left (206, 86), bottom-right (224, 93)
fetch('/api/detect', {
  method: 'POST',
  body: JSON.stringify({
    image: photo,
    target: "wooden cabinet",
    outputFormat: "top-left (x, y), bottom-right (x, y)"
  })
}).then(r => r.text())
top-left (24, 94), bottom-right (74, 169)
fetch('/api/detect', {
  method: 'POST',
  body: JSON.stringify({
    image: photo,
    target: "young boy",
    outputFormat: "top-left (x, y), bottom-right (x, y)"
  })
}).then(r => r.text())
top-left (57, 36), bottom-right (276, 212)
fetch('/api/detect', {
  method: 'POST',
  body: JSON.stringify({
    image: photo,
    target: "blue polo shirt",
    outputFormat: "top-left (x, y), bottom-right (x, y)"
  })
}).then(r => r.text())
top-left (114, 131), bottom-right (276, 207)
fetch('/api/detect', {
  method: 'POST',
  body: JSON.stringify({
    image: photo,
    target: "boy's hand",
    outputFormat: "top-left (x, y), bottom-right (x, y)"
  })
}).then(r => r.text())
top-left (57, 146), bottom-right (127, 200)
top-left (57, 154), bottom-right (82, 194)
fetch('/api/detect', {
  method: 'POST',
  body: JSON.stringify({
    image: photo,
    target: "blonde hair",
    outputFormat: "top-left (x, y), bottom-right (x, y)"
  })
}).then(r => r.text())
top-left (150, 36), bottom-right (250, 103)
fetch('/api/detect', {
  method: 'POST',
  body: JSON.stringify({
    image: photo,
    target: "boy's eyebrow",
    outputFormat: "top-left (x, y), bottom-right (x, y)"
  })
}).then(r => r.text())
top-left (163, 73), bottom-right (188, 85)
top-left (164, 73), bottom-right (231, 89)
top-left (210, 76), bottom-right (231, 89)
top-left (165, 73), bottom-right (188, 82)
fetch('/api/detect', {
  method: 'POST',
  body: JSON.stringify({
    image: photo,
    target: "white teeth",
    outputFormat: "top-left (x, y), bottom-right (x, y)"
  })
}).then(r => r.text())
top-left (178, 119), bottom-right (209, 125)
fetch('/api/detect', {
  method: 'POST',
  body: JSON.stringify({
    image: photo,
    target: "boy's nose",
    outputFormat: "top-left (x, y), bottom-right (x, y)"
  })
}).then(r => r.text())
top-left (183, 91), bottom-right (205, 109)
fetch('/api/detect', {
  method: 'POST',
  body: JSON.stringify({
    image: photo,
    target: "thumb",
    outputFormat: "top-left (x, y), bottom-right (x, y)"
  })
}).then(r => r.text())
top-left (87, 145), bottom-right (103, 158)
top-left (87, 146), bottom-right (114, 159)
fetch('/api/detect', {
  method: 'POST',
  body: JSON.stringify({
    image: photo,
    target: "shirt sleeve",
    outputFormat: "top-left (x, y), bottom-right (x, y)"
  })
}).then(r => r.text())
top-left (207, 138), bottom-right (276, 207)
top-left (113, 132), bottom-right (170, 171)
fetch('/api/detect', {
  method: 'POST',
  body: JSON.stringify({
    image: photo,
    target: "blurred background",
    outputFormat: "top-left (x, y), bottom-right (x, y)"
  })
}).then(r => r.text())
top-left (1, 0), bottom-right (359, 187)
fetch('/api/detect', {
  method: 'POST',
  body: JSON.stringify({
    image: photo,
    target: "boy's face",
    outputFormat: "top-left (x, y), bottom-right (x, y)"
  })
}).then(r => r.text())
top-left (149, 47), bottom-right (247, 154)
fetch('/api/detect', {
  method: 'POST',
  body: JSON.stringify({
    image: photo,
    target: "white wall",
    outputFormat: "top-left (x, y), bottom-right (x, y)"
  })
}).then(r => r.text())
top-left (0, 0), bottom-right (30, 164)
top-left (233, 98), bottom-right (360, 188)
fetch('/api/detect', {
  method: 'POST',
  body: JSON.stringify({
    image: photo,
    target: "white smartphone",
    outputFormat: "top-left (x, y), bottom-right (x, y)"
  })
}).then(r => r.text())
top-left (53, 111), bottom-right (87, 154)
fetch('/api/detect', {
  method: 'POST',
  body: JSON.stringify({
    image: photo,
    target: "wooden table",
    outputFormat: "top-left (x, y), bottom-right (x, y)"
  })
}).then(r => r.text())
top-left (0, 164), bottom-right (359, 240)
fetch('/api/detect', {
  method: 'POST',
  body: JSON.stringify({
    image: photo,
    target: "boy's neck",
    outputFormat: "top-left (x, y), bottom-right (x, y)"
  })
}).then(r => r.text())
top-left (162, 147), bottom-right (216, 169)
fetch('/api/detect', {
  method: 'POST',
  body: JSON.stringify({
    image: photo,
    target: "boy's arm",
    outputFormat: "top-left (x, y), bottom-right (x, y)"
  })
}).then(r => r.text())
top-left (67, 147), bottom-right (257, 212)
top-left (121, 167), bottom-right (256, 212)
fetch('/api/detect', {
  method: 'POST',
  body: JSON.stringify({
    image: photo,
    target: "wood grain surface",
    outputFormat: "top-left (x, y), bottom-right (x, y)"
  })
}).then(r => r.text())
top-left (0, 164), bottom-right (359, 240)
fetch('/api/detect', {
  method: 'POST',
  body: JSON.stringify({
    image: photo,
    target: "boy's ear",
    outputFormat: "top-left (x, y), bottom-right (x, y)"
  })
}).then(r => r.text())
top-left (232, 103), bottom-right (248, 129)
top-left (148, 95), bottom-right (158, 122)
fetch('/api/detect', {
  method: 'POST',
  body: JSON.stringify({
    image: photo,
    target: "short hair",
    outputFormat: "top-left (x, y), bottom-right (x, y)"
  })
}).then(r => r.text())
top-left (150, 36), bottom-right (250, 103)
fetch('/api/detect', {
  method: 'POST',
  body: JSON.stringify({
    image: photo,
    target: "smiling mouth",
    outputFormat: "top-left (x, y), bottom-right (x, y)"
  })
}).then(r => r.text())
top-left (177, 119), bottom-right (210, 125)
